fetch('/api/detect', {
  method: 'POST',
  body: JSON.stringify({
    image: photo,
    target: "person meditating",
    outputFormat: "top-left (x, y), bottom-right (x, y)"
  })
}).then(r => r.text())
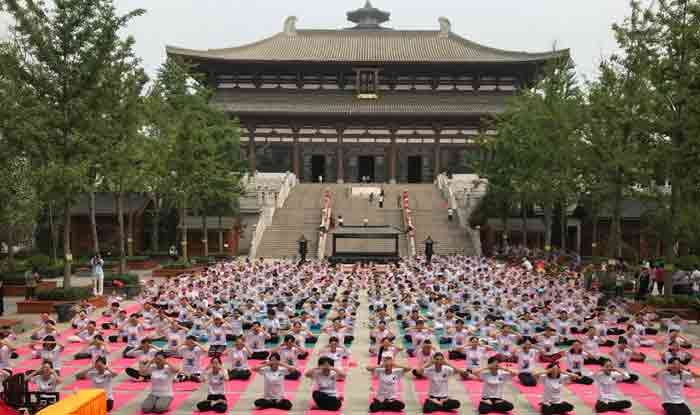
top-left (253, 352), bottom-right (296, 411)
top-left (305, 356), bottom-right (346, 411)
top-left (366, 355), bottom-right (412, 413)
top-left (413, 352), bottom-right (465, 413)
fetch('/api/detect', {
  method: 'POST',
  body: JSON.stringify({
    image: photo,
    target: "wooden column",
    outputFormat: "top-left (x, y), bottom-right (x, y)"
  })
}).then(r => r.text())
top-left (292, 127), bottom-right (300, 179)
top-left (433, 127), bottom-right (442, 180)
top-left (336, 127), bottom-right (344, 184)
top-left (389, 127), bottom-right (397, 184)
top-left (247, 126), bottom-right (257, 175)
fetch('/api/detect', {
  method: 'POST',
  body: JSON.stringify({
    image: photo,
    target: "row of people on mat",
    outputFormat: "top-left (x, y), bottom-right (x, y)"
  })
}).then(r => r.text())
top-left (12, 346), bottom-right (699, 415)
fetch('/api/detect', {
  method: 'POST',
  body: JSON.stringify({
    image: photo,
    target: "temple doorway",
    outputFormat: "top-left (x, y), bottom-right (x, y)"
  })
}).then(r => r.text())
top-left (311, 155), bottom-right (326, 182)
top-left (407, 156), bottom-right (423, 183)
top-left (358, 156), bottom-right (375, 182)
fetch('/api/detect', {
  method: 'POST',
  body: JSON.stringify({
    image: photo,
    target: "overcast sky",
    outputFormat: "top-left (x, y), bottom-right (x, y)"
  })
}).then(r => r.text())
top-left (2, 1), bottom-right (636, 81)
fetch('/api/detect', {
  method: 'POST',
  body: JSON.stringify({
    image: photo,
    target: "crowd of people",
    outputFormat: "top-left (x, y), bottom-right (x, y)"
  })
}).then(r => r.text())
top-left (0, 255), bottom-right (698, 415)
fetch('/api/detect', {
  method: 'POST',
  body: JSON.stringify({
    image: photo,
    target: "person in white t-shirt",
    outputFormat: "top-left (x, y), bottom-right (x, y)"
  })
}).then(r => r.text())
top-left (305, 356), bottom-right (346, 411)
top-left (254, 352), bottom-right (297, 411)
top-left (537, 363), bottom-right (578, 415)
top-left (75, 357), bottom-right (118, 412)
top-left (413, 352), bottom-right (466, 413)
top-left (593, 360), bottom-right (632, 413)
top-left (366, 355), bottom-right (412, 413)
top-left (141, 352), bottom-right (180, 414)
top-left (652, 358), bottom-right (700, 415)
top-left (196, 357), bottom-right (230, 413)
top-left (467, 357), bottom-right (517, 414)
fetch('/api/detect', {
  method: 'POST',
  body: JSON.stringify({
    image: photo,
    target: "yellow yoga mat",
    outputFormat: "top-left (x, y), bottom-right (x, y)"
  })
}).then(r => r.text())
top-left (36, 389), bottom-right (106, 415)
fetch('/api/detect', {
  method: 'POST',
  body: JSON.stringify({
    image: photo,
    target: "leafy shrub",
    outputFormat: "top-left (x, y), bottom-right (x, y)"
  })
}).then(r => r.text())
top-left (43, 263), bottom-right (72, 278)
top-left (162, 260), bottom-right (193, 269)
top-left (674, 256), bottom-right (699, 271)
top-left (191, 256), bottom-right (215, 265)
top-left (105, 273), bottom-right (140, 286)
top-left (126, 256), bottom-right (150, 262)
top-left (26, 254), bottom-right (51, 274)
top-left (36, 287), bottom-right (92, 301)
top-left (646, 295), bottom-right (700, 308)
top-left (1, 271), bottom-right (29, 285)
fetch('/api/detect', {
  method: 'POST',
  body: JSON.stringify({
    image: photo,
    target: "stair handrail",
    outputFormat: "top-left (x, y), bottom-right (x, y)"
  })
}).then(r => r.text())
top-left (249, 172), bottom-right (298, 258)
top-left (317, 188), bottom-right (332, 259)
top-left (402, 190), bottom-right (417, 257)
top-left (436, 173), bottom-right (487, 256)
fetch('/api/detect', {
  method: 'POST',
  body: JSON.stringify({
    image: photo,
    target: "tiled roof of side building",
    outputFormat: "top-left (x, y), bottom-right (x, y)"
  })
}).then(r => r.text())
top-left (210, 90), bottom-right (511, 116)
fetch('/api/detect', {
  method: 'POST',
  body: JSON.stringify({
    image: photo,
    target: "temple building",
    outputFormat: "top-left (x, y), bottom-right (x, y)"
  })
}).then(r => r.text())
top-left (167, 1), bottom-right (567, 183)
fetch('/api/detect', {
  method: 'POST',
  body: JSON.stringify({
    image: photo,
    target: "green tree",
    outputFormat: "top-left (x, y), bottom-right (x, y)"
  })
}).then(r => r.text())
top-left (478, 57), bottom-right (583, 252)
top-left (147, 58), bottom-right (242, 262)
top-left (614, 0), bottom-right (700, 260)
top-left (581, 57), bottom-right (652, 258)
top-left (0, 0), bottom-right (145, 286)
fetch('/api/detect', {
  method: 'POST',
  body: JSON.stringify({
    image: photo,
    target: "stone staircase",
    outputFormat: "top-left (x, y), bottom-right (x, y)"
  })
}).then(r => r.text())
top-left (328, 184), bottom-right (407, 257)
top-left (255, 184), bottom-right (327, 259)
top-left (255, 183), bottom-right (475, 259)
top-left (408, 184), bottom-right (476, 256)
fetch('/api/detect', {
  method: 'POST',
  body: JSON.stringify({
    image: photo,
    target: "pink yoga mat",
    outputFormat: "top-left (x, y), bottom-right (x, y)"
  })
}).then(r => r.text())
top-left (112, 391), bottom-right (139, 412)
top-left (140, 391), bottom-right (192, 415)
top-left (225, 373), bottom-right (257, 393)
top-left (173, 381), bottom-right (202, 392)
top-left (616, 382), bottom-right (664, 415)
top-left (115, 379), bottom-right (152, 391)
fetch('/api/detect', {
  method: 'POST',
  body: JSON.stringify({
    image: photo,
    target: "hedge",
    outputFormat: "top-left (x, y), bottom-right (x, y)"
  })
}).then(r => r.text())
top-left (36, 287), bottom-right (92, 301)
top-left (104, 273), bottom-right (140, 286)
top-left (646, 295), bottom-right (700, 309)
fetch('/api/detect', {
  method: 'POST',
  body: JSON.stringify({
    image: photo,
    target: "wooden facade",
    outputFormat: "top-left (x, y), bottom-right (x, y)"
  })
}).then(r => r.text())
top-left (168, 1), bottom-right (567, 183)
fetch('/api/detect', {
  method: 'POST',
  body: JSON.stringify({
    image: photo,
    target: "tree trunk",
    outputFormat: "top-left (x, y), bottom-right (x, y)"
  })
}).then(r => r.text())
top-left (89, 191), bottom-right (100, 255)
top-left (180, 202), bottom-right (188, 261)
top-left (63, 199), bottom-right (72, 288)
top-left (664, 172), bottom-right (682, 259)
top-left (218, 215), bottom-right (224, 254)
top-left (128, 209), bottom-right (134, 257)
top-left (150, 195), bottom-right (160, 253)
top-left (560, 202), bottom-right (567, 251)
top-left (202, 212), bottom-right (208, 257)
top-left (543, 203), bottom-right (553, 253)
top-left (521, 202), bottom-right (528, 249)
top-left (7, 228), bottom-right (15, 272)
top-left (117, 193), bottom-right (126, 275)
top-left (608, 185), bottom-right (623, 258)
top-left (48, 202), bottom-right (58, 265)
top-left (592, 214), bottom-right (599, 258)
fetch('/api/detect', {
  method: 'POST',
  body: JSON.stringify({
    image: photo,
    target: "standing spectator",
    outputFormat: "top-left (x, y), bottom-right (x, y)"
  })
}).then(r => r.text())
top-left (691, 265), bottom-right (700, 298)
top-left (447, 208), bottom-right (454, 222)
top-left (637, 266), bottom-right (650, 301)
top-left (369, 193), bottom-right (375, 205)
top-left (24, 267), bottom-right (39, 300)
top-left (655, 263), bottom-right (666, 296)
top-left (378, 193), bottom-right (384, 208)
top-left (337, 215), bottom-right (344, 227)
top-left (91, 253), bottom-right (105, 296)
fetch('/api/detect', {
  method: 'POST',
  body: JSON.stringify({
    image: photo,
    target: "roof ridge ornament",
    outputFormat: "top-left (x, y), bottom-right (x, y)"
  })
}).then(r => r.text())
top-left (438, 17), bottom-right (451, 37)
top-left (284, 16), bottom-right (297, 36)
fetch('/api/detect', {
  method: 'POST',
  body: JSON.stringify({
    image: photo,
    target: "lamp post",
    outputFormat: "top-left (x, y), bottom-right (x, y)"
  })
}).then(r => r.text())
top-left (298, 235), bottom-right (308, 264)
